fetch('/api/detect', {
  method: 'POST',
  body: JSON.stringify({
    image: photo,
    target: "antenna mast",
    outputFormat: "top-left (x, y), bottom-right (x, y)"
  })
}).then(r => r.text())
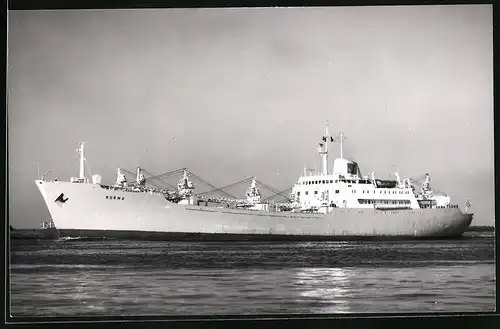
top-left (78, 142), bottom-right (85, 180)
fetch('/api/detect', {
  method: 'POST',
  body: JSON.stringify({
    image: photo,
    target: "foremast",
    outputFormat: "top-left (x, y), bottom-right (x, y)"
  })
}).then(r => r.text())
top-left (70, 142), bottom-right (88, 183)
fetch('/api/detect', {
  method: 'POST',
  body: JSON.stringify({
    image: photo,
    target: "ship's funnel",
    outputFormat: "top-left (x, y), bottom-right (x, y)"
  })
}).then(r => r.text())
top-left (332, 158), bottom-right (362, 179)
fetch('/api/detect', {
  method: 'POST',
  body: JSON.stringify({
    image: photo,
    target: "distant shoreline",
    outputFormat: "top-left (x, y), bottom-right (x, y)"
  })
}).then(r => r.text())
top-left (466, 226), bottom-right (495, 232)
top-left (8, 226), bottom-right (495, 240)
top-left (9, 228), bottom-right (59, 240)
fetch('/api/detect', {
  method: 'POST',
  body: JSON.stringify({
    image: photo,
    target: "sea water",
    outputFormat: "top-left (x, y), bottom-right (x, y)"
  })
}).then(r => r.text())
top-left (9, 231), bottom-right (495, 317)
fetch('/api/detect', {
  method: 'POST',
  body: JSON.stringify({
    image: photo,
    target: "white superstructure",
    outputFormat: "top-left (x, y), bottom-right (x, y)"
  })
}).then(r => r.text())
top-left (289, 124), bottom-right (451, 214)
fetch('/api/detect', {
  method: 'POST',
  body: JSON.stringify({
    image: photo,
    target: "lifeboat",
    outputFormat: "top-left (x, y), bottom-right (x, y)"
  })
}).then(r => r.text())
top-left (374, 179), bottom-right (398, 188)
top-left (375, 204), bottom-right (411, 210)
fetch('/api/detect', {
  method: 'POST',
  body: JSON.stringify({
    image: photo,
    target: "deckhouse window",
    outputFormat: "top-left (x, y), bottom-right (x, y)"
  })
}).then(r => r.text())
top-left (314, 191), bottom-right (318, 195)
top-left (305, 191), bottom-right (309, 195)
top-left (335, 190), bottom-right (339, 194)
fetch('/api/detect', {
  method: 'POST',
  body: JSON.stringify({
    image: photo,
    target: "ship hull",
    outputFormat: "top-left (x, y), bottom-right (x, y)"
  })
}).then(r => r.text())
top-left (35, 180), bottom-right (473, 241)
top-left (54, 230), bottom-right (470, 241)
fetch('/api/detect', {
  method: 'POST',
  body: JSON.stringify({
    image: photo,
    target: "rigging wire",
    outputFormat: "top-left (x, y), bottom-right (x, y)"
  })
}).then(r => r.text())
top-left (262, 187), bottom-right (293, 202)
top-left (255, 179), bottom-right (291, 200)
top-left (196, 176), bottom-right (255, 196)
top-left (121, 168), bottom-right (176, 190)
top-left (187, 171), bottom-right (237, 199)
top-left (141, 168), bottom-right (180, 190)
top-left (142, 168), bottom-right (187, 182)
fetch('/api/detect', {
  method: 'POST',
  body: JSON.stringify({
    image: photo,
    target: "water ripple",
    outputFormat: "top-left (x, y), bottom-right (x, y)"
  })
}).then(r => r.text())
top-left (9, 237), bottom-right (495, 316)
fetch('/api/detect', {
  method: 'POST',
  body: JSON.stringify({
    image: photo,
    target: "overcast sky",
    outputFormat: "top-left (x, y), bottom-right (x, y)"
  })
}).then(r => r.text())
top-left (8, 5), bottom-right (494, 228)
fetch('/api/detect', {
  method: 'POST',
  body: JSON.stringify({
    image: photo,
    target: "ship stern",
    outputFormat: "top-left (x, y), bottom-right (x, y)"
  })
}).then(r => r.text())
top-left (434, 211), bottom-right (474, 238)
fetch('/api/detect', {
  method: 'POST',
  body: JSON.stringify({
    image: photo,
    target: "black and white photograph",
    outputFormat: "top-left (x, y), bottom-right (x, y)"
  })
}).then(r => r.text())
top-left (7, 4), bottom-right (495, 319)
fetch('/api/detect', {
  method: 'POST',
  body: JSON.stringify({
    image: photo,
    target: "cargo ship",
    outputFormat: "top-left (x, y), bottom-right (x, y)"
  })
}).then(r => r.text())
top-left (34, 124), bottom-right (473, 240)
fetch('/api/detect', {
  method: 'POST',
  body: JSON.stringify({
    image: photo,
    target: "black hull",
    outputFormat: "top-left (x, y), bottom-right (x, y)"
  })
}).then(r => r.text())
top-left (52, 229), bottom-right (466, 242)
